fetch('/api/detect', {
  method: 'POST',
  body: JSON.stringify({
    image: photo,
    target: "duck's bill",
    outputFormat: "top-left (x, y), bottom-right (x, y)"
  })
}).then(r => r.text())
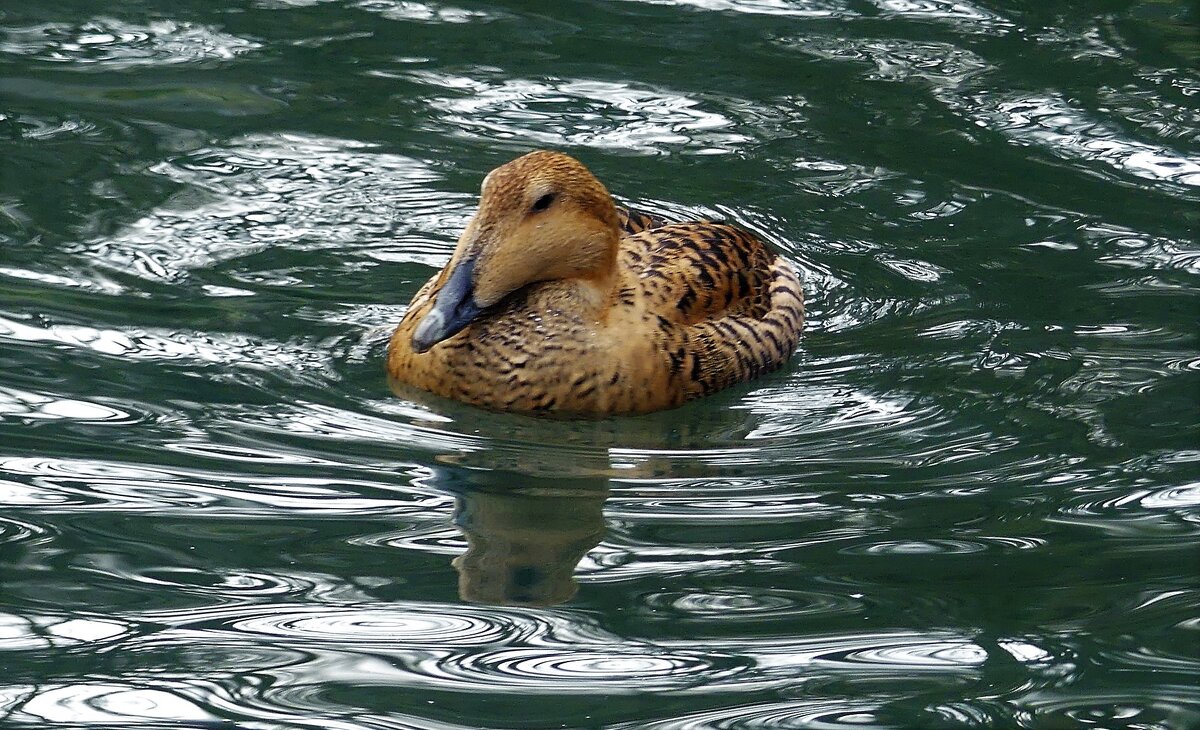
top-left (411, 256), bottom-right (483, 353)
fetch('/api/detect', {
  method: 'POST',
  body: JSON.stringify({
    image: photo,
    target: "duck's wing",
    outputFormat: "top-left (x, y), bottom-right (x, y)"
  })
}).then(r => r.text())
top-left (617, 206), bottom-right (670, 235)
top-left (621, 222), bottom-right (782, 324)
top-left (619, 222), bottom-right (805, 397)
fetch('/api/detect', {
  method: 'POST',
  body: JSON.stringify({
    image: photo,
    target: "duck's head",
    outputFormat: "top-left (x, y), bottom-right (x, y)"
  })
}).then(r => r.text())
top-left (411, 150), bottom-right (621, 353)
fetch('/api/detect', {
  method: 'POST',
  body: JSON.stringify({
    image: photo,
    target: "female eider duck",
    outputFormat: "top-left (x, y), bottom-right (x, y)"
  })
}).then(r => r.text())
top-left (387, 150), bottom-right (804, 415)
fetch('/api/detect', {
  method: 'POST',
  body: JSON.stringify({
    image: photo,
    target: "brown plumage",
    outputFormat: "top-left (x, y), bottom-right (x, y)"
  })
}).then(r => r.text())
top-left (386, 150), bottom-right (804, 415)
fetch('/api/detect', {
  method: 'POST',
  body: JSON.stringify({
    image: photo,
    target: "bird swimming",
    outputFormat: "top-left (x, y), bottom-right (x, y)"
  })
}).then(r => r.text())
top-left (386, 150), bottom-right (804, 415)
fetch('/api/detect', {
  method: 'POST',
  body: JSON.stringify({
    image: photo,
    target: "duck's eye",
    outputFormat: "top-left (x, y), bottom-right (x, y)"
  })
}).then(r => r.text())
top-left (530, 192), bottom-right (556, 213)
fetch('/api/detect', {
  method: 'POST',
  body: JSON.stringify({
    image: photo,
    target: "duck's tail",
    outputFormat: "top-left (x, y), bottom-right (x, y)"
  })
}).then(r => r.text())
top-left (617, 206), bottom-right (670, 235)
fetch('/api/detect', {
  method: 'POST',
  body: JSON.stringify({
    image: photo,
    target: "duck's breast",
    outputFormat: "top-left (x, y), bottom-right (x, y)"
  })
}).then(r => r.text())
top-left (389, 281), bottom-right (668, 414)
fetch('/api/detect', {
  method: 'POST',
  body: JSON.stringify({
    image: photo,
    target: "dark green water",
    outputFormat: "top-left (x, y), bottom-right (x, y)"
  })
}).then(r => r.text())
top-left (2, 1), bottom-right (1198, 728)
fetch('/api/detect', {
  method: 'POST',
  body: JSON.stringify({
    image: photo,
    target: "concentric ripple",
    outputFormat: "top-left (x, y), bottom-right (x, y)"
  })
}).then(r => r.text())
top-left (2, 683), bottom-right (216, 725)
top-left (0, 612), bottom-right (134, 651)
top-left (229, 605), bottom-right (518, 647)
top-left (644, 587), bottom-right (862, 621)
top-left (0, 515), bottom-right (52, 546)
top-left (613, 699), bottom-right (908, 730)
top-left (415, 647), bottom-right (742, 693)
top-left (0, 384), bottom-right (144, 425)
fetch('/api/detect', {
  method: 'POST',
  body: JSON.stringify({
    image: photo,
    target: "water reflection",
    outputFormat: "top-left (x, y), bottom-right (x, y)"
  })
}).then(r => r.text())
top-left (449, 480), bottom-right (608, 606)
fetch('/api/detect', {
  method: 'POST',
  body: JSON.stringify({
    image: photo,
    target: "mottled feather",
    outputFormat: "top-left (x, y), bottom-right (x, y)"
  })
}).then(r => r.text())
top-left (386, 151), bottom-right (804, 415)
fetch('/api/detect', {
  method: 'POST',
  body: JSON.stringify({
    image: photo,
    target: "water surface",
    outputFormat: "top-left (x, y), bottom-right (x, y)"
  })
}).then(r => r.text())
top-left (1, 1), bottom-right (1198, 728)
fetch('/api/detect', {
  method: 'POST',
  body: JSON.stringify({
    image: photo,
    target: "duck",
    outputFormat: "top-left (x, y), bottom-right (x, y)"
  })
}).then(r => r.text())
top-left (386, 150), bottom-right (804, 415)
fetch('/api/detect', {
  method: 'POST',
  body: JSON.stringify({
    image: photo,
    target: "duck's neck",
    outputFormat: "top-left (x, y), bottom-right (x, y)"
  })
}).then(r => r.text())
top-left (559, 229), bottom-right (620, 319)
top-left (567, 274), bottom-right (613, 318)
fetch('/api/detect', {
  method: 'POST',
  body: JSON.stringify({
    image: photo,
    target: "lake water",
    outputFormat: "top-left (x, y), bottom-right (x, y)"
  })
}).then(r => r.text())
top-left (1, 1), bottom-right (1198, 728)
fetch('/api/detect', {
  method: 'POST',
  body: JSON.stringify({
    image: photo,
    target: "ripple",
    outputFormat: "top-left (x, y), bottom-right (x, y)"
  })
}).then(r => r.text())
top-left (787, 155), bottom-right (902, 198)
top-left (407, 70), bottom-right (753, 154)
top-left (948, 91), bottom-right (1200, 189)
top-left (0, 113), bottom-right (102, 142)
top-left (607, 491), bottom-right (846, 522)
top-left (351, 524), bottom-right (461, 554)
top-left (0, 478), bottom-right (81, 506)
top-left (849, 641), bottom-right (988, 666)
top-left (784, 34), bottom-right (1200, 194)
top-left (645, 587), bottom-right (862, 620)
top-left (870, 0), bottom-right (1013, 30)
top-left (618, 699), bottom-right (910, 730)
top-left (1097, 82), bottom-right (1200, 146)
top-left (734, 385), bottom-right (995, 467)
top-left (1012, 689), bottom-right (1200, 730)
top-left (0, 18), bottom-right (261, 69)
top-left (0, 612), bottom-right (134, 651)
top-left (492, 651), bottom-right (703, 679)
top-left (1054, 480), bottom-right (1200, 537)
top-left (669, 631), bottom-right (989, 673)
top-left (0, 385), bottom-right (143, 424)
top-left (0, 455), bottom-right (426, 515)
top-left (1027, 20), bottom-right (1127, 62)
top-left (1099, 643), bottom-right (1200, 674)
top-left (232, 401), bottom-right (485, 451)
top-left (116, 606), bottom-right (640, 692)
top-left (232, 399), bottom-right (622, 477)
top-left (583, 543), bottom-right (793, 583)
top-left (621, 0), bottom-right (858, 18)
top-left (877, 254), bottom-right (949, 283)
top-left (782, 35), bottom-right (992, 85)
top-left (1082, 223), bottom-right (1200, 277)
top-left (233, 606), bottom-right (514, 647)
top-left (0, 515), bottom-right (52, 546)
top-left (4, 683), bottom-right (216, 724)
top-left (354, 0), bottom-right (495, 23)
top-left (0, 264), bottom-right (125, 293)
top-left (0, 312), bottom-right (339, 390)
top-left (845, 539), bottom-right (989, 555)
top-left (88, 561), bottom-right (308, 598)
top-left (1141, 484), bottom-right (1200, 510)
top-left (78, 133), bottom-right (462, 283)
top-left (423, 647), bottom-right (740, 692)
top-left (163, 440), bottom-right (346, 467)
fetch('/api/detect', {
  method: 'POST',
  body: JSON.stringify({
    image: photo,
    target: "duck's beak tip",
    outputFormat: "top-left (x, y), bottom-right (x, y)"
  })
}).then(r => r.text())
top-left (411, 309), bottom-right (446, 354)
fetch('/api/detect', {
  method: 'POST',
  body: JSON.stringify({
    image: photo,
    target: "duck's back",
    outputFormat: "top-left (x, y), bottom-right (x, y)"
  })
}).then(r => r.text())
top-left (619, 222), bottom-right (775, 325)
top-left (613, 219), bottom-right (804, 404)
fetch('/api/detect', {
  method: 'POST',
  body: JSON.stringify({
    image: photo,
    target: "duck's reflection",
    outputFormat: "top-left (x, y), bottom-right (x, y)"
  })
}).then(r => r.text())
top-left (448, 479), bottom-right (608, 606)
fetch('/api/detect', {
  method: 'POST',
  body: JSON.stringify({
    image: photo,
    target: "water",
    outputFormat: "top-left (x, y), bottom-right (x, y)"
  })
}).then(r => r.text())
top-left (1, 1), bottom-right (1197, 728)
